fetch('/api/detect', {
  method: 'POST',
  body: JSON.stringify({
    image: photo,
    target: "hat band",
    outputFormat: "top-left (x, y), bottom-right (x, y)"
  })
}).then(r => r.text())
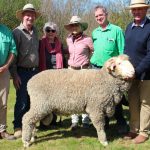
top-left (131, 3), bottom-right (147, 6)
top-left (23, 8), bottom-right (35, 11)
top-left (70, 21), bottom-right (80, 24)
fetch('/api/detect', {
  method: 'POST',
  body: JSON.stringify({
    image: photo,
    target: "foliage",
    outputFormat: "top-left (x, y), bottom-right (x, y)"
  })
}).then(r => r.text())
top-left (0, 0), bottom-right (134, 42)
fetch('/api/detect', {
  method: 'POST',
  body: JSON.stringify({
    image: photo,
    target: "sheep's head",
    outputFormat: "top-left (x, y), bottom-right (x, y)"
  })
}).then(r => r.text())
top-left (104, 54), bottom-right (135, 80)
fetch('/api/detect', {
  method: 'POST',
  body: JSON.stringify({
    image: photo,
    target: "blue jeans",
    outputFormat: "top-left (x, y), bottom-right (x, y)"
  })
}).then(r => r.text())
top-left (13, 69), bottom-right (39, 129)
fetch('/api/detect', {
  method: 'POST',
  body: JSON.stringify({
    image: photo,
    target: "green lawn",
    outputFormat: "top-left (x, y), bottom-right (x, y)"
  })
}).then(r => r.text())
top-left (1, 80), bottom-right (150, 150)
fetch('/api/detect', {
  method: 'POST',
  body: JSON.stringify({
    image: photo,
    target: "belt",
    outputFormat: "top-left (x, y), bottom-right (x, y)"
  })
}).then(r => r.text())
top-left (17, 67), bottom-right (38, 71)
top-left (69, 64), bottom-right (90, 70)
top-left (91, 64), bottom-right (102, 69)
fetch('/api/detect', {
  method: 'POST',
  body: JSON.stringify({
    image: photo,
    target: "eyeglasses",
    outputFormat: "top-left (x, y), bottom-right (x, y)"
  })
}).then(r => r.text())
top-left (45, 29), bottom-right (56, 33)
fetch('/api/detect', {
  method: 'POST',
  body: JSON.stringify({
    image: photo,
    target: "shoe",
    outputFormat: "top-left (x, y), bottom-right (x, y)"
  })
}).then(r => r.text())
top-left (70, 123), bottom-right (78, 131)
top-left (123, 132), bottom-right (138, 140)
top-left (82, 123), bottom-right (90, 129)
top-left (14, 128), bottom-right (22, 138)
top-left (132, 134), bottom-right (148, 144)
top-left (0, 131), bottom-right (16, 140)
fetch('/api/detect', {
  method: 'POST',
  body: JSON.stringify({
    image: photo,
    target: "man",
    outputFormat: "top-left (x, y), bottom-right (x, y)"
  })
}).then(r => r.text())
top-left (124, 0), bottom-right (150, 144)
top-left (0, 24), bottom-right (17, 140)
top-left (10, 3), bottom-right (40, 138)
top-left (90, 5), bottom-right (128, 134)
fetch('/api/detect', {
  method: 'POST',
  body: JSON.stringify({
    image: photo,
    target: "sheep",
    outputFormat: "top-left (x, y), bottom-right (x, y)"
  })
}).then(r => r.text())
top-left (22, 54), bottom-right (135, 148)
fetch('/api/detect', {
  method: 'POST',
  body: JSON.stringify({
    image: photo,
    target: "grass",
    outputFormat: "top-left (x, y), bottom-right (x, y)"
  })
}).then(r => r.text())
top-left (1, 80), bottom-right (150, 150)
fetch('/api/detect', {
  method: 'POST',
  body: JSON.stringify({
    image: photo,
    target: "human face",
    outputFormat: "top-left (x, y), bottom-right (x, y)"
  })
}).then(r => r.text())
top-left (131, 7), bottom-right (148, 25)
top-left (69, 24), bottom-right (82, 35)
top-left (45, 27), bottom-right (56, 39)
top-left (95, 8), bottom-right (108, 28)
top-left (22, 11), bottom-right (36, 30)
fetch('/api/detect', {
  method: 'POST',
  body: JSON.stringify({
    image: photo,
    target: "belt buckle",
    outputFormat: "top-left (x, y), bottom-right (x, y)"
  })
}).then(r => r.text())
top-left (32, 67), bottom-right (36, 71)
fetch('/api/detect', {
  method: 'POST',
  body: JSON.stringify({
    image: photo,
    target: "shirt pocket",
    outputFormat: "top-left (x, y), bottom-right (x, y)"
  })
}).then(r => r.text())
top-left (105, 38), bottom-right (116, 53)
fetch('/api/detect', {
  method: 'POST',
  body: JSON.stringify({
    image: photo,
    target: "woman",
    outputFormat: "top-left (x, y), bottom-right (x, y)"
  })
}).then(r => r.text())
top-left (64, 16), bottom-right (93, 130)
top-left (39, 22), bottom-right (63, 71)
top-left (38, 22), bottom-right (64, 130)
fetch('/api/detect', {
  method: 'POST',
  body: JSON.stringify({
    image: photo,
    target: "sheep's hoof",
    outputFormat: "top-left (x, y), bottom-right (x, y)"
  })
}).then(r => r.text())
top-left (30, 136), bottom-right (35, 143)
top-left (100, 141), bottom-right (108, 146)
top-left (23, 141), bottom-right (30, 148)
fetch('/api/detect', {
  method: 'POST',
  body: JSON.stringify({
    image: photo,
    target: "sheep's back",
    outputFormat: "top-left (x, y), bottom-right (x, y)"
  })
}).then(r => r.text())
top-left (28, 69), bottom-right (104, 103)
top-left (27, 69), bottom-right (129, 113)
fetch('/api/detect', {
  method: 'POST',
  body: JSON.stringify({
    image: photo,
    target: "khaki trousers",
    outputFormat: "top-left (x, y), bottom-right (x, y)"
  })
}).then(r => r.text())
top-left (0, 70), bottom-right (10, 132)
top-left (128, 80), bottom-right (150, 137)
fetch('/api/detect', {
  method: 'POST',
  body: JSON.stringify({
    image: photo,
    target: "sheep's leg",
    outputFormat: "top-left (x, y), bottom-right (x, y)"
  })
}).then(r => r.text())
top-left (30, 127), bottom-right (37, 143)
top-left (22, 108), bottom-right (52, 148)
top-left (22, 111), bottom-right (35, 148)
top-left (89, 112), bottom-right (108, 146)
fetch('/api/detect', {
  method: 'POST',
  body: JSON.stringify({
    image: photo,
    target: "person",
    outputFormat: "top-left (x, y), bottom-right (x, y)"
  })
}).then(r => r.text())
top-left (124, 0), bottom-right (150, 144)
top-left (0, 24), bottom-right (17, 140)
top-left (38, 21), bottom-right (64, 130)
top-left (10, 3), bottom-right (40, 138)
top-left (64, 15), bottom-right (93, 130)
top-left (39, 22), bottom-right (63, 70)
top-left (90, 5), bottom-right (128, 134)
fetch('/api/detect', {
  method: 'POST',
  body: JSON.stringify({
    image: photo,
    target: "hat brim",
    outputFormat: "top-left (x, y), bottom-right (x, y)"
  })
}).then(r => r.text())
top-left (127, 4), bottom-right (150, 9)
top-left (16, 9), bottom-right (41, 20)
top-left (64, 22), bottom-right (88, 31)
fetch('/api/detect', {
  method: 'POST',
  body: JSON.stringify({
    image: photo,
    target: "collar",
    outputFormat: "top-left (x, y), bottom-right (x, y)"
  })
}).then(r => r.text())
top-left (19, 23), bottom-right (34, 34)
top-left (131, 17), bottom-right (147, 28)
top-left (97, 23), bottom-right (111, 31)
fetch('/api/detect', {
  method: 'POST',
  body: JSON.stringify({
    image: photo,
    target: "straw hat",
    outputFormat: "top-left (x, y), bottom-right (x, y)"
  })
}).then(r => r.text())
top-left (16, 3), bottom-right (41, 20)
top-left (128, 0), bottom-right (150, 9)
top-left (64, 16), bottom-right (88, 31)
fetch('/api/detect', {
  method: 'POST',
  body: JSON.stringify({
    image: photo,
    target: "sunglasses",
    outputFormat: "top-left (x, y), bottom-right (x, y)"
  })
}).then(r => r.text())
top-left (45, 29), bottom-right (56, 33)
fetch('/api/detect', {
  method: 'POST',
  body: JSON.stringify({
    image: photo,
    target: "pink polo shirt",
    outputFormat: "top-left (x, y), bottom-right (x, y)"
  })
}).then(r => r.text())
top-left (67, 34), bottom-right (93, 67)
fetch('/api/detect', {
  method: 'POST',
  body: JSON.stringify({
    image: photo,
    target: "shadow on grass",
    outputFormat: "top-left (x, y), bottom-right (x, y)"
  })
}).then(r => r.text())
top-left (35, 108), bottom-right (130, 145)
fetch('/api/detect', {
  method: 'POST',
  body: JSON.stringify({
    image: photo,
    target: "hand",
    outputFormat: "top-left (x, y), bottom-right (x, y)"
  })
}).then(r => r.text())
top-left (0, 65), bottom-right (9, 73)
top-left (13, 75), bottom-right (22, 90)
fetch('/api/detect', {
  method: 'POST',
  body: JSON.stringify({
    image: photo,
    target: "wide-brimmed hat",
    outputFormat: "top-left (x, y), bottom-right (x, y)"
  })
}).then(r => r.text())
top-left (43, 22), bottom-right (58, 32)
top-left (16, 3), bottom-right (41, 20)
top-left (64, 16), bottom-right (88, 31)
top-left (128, 0), bottom-right (150, 9)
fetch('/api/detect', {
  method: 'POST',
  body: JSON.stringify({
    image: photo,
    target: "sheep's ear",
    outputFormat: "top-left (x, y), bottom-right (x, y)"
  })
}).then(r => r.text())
top-left (105, 58), bottom-right (116, 73)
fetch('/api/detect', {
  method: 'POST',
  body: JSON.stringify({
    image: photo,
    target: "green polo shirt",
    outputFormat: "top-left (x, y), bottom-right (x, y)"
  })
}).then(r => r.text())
top-left (0, 24), bottom-right (17, 66)
top-left (90, 23), bottom-right (124, 66)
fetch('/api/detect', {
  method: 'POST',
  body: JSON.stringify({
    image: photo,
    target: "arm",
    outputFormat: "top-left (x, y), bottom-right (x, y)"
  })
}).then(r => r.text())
top-left (0, 53), bottom-right (14, 73)
top-left (9, 28), bottom-right (21, 90)
top-left (117, 28), bottom-right (125, 55)
top-left (87, 37), bottom-right (94, 55)
top-left (135, 35), bottom-right (150, 78)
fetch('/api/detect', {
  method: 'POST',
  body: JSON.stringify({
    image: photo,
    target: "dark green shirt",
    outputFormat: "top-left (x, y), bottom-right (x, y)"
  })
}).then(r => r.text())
top-left (90, 23), bottom-right (125, 66)
top-left (0, 24), bottom-right (17, 66)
